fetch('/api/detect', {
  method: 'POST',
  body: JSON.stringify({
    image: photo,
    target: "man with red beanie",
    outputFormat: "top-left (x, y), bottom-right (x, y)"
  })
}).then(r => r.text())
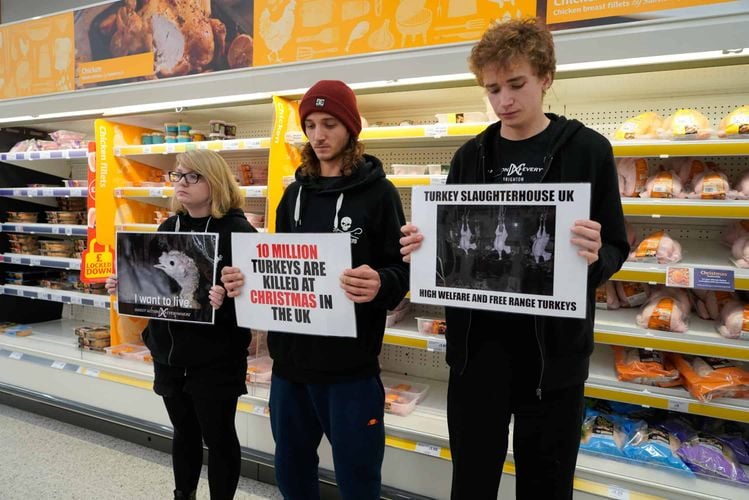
top-left (221, 80), bottom-right (408, 499)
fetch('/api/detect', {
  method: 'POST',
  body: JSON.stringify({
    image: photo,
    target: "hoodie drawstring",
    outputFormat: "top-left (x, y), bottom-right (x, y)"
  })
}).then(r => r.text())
top-left (293, 186), bottom-right (303, 227)
top-left (333, 193), bottom-right (344, 231)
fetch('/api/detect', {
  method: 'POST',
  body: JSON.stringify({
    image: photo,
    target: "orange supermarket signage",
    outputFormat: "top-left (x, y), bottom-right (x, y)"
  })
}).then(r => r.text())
top-left (78, 52), bottom-right (154, 85)
top-left (545, 0), bottom-right (733, 24)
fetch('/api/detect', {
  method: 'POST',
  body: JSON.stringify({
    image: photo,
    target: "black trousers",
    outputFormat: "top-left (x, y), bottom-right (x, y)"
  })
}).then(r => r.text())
top-left (447, 343), bottom-right (585, 500)
top-left (163, 392), bottom-right (241, 500)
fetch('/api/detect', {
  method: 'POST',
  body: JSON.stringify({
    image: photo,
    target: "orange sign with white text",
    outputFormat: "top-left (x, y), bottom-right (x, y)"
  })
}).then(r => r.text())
top-left (253, 0), bottom-right (536, 65)
top-left (546, 0), bottom-right (733, 24)
top-left (0, 13), bottom-right (75, 99)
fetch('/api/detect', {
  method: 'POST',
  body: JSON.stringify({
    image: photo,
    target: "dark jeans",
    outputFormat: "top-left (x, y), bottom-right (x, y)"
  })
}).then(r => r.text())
top-left (448, 343), bottom-right (585, 500)
top-left (163, 392), bottom-right (241, 500)
top-left (269, 374), bottom-right (385, 500)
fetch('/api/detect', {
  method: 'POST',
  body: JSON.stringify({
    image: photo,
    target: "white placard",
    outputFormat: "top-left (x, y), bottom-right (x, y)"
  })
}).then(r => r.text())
top-left (410, 184), bottom-right (591, 318)
top-left (64, 227), bottom-right (73, 235)
top-left (245, 138), bottom-right (262, 148)
top-left (251, 405), bottom-right (268, 416)
top-left (51, 361), bottom-right (66, 370)
top-left (426, 124), bottom-right (449, 138)
top-left (232, 233), bottom-right (356, 337)
top-left (148, 188), bottom-right (163, 197)
top-left (415, 443), bottom-right (442, 457)
top-left (142, 145), bottom-right (152, 154)
top-left (427, 338), bottom-right (446, 352)
top-left (29, 257), bottom-right (41, 266)
top-left (10, 256), bottom-right (22, 264)
top-left (9, 352), bottom-right (23, 360)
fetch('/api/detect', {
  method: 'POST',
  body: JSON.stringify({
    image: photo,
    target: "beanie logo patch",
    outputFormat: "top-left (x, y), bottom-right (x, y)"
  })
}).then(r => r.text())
top-left (315, 98), bottom-right (326, 107)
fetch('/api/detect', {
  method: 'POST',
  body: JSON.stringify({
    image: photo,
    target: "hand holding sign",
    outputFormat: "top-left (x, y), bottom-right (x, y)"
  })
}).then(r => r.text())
top-left (209, 285), bottom-right (226, 309)
top-left (341, 265), bottom-right (381, 303)
top-left (570, 219), bottom-right (602, 265)
top-left (399, 223), bottom-right (424, 263)
top-left (221, 266), bottom-right (245, 297)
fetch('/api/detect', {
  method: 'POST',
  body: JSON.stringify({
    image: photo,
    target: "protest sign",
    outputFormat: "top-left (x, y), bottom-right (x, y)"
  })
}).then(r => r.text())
top-left (410, 183), bottom-right (591, 319)
top-left (232, 233), bottom-right (356, 337)
top-left (116, 231), bottom-right (218, 324)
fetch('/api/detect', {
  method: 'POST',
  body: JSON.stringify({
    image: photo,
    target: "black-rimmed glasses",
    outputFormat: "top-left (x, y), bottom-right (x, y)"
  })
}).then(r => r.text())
top-left (168, 171), bottom-right (202, 184)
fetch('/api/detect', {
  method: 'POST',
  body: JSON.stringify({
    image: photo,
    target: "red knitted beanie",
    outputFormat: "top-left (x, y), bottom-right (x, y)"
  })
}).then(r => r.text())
top-left (299, 80), bottom-right (362, 138)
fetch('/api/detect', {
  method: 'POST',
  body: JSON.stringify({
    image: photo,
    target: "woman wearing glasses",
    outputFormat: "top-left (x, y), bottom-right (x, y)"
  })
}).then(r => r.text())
top-left (105, 150), bottom-right (255, 500)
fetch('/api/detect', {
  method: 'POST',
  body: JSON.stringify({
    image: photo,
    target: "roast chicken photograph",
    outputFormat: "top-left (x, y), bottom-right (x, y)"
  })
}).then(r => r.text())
top-left (74, 0), bottom-right (254, 87)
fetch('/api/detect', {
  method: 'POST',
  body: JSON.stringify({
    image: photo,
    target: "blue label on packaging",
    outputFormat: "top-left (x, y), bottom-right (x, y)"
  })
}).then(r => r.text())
top-left (694, 268), bottom-right (735, 291)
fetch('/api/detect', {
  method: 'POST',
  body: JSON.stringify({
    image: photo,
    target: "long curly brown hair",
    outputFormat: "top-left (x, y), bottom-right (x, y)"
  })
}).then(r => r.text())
top-left (299, 137), bottom-right (365, 177)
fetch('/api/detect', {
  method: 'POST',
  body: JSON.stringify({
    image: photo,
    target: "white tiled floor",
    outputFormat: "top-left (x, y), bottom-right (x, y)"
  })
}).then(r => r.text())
top-left (0, 403), bottom-right (283, 500)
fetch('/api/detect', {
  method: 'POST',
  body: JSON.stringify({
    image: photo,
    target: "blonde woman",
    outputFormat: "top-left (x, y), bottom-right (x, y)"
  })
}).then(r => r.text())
top-left (106, 150), bottom-right (255, 500)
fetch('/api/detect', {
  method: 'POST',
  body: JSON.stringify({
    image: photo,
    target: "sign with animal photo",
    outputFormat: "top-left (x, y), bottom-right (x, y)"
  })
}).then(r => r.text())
top-left (410, 184), bottom-right (591, 319)
top-left (231, 232), bottom-right (357, 337)
top-left (115, 231), bottom-right (219, 324)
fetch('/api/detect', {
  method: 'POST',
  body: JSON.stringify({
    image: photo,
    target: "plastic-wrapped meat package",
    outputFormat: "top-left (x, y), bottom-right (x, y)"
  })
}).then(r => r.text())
top-left (628, 231), bottom-right (682, 264)
top-left (613, 346), bottom-right (682, 387)
top-left (661, 415), bottom-right (700, 444)
top-left (616, 158), bottom-right (649, 197)
top-left (717, 105), bottom-right (749, 138)
top-left (657, 109), bottom-right (714, 140)
top-left (701, 420), bottom-right (749, 465)
top-left (667, 157), bottom-right (707, 186)
top-left (720, 220), bottom-right (749, 247)
top-left (731, 235), bottom-right (749, 268)
top-left (669, 353), bottom-right (749, 402)
top-left (636, 295), bottom-right (689, 332)
top-left (686, 170), bottom-right (730, 199)
top-left (9, 139), bottom-right (33, 152)
top-left (623, 425), bottom-right (692, 473)
top-left (595, 281), bottom-right (620, 310)
top-left (676, 433), bottom-right (749, 483)
top-left (615, 282), bottom-right (650, 308)
top-left (613, 112), bottom-right (663, 140)
top-left (639, 170), bottom-right (684, 198)
top-left (729, 170), bottom-right (749, 200)
top-left (692, 290), bottom-right (736, 320)
top-left (716, 300), bottom-right (749, 340)
top-left (580, 408), bottom-right (638, 458)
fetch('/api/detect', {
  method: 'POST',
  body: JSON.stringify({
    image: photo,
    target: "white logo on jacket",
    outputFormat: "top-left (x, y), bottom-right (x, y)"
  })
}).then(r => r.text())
top-left (334, 216), bottom-right (363, 244)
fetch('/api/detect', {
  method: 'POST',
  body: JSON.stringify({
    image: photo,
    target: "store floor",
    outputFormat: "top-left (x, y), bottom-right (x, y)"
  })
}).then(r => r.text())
top-left (0, 403), bottom-right (282, 500)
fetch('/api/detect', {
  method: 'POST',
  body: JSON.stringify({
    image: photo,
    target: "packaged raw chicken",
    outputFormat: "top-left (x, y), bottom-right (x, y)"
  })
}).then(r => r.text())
top-left (685, 170), bottom-right (730, 199)
top-left (595, 281), bottom-right (620, 310)
top-left (669, 157), bottom-right (707, 185)
top-left (639, 170), bottom-right (684, 198)
top-left (670, 353), bottom-right (749, 402)
top-left (613, 112), bottom-right (663, 140)
top-left (658, 109), bottom-right (714, 140)
top-left (636, 295), bottom-right (690, 332)
top-left (615, 282), bottom-right (651, 308)
top-left (616, 158), bottom-right (649, 197)
top-left (628, 230), bottom-right (682, 264)
top-left (731, 235), bottom-right (749, 268)
top-left (692, 290), bottom-right (735, 321)
top-left (613, 346), bottom-right (682, 387)
top-left (720, 220), bottom-right (749, 247)
top-left (580, 408), bottom-right (635, 458)
top-left (623, 425), bottom-right (692, 473)
top-left (677, 433), bottom-right (749, 483)
top-left (729, 170), bottom-right (749, 200)
top-left (716, 300), bottom-right (749, 340)
top-left (717, 105), bottom-right (749, 138)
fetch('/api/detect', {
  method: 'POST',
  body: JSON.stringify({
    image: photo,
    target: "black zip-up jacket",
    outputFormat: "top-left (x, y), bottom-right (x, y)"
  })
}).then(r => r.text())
top-left (269, 154), bottom-right (409, 383)
top-left (141, 208), bottom-right (255, 367)
top-left (445, 115), bottom-right (629, 394)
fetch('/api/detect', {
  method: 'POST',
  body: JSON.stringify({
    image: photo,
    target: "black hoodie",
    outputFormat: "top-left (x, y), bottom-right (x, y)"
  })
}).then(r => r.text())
top-left (141, 208), bottom-right (255, 367)
top-left (444, 115), bottom-right (629, 395)
top-left (269, 154), bottom-right (409, 383)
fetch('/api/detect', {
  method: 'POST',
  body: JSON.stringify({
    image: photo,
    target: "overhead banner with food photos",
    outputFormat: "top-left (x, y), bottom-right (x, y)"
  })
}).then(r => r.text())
top-left (74, 0), bottom-right (254, 89)
top-left (409, 183), bottom-right (591, 319)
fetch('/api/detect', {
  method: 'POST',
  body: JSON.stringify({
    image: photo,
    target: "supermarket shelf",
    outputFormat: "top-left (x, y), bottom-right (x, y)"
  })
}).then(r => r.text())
top-left (613, 239), bottom-right (749, 289)
top-left (286, 123), bottom-right (488, 148)
top-left (384, 317), bottom-right (446, 352)
top-left (1, 253), bottom-right (81, 270)
top-left (0, 149), bottom-right (88, 162)
top-left (0, 285), bottom-right (109, 309)
top-left (611, 139), bottom-right (749, 157)
top-left (115, 185), bottom-right (266, 199)
top-left (587, 346), bottom-right (749, 423)
top-left (0, 187), bottom-right (87, 198)
top-left (388, 175), bottom-right (447, 188)
top-left (113, 139), bottom-right (271, 169)
top-left (595, 308), bottom-right (749, 361)
top-left (621, 198), bottom-right (749, 219)
top-left (0, 223), bottom-right (87, 236)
